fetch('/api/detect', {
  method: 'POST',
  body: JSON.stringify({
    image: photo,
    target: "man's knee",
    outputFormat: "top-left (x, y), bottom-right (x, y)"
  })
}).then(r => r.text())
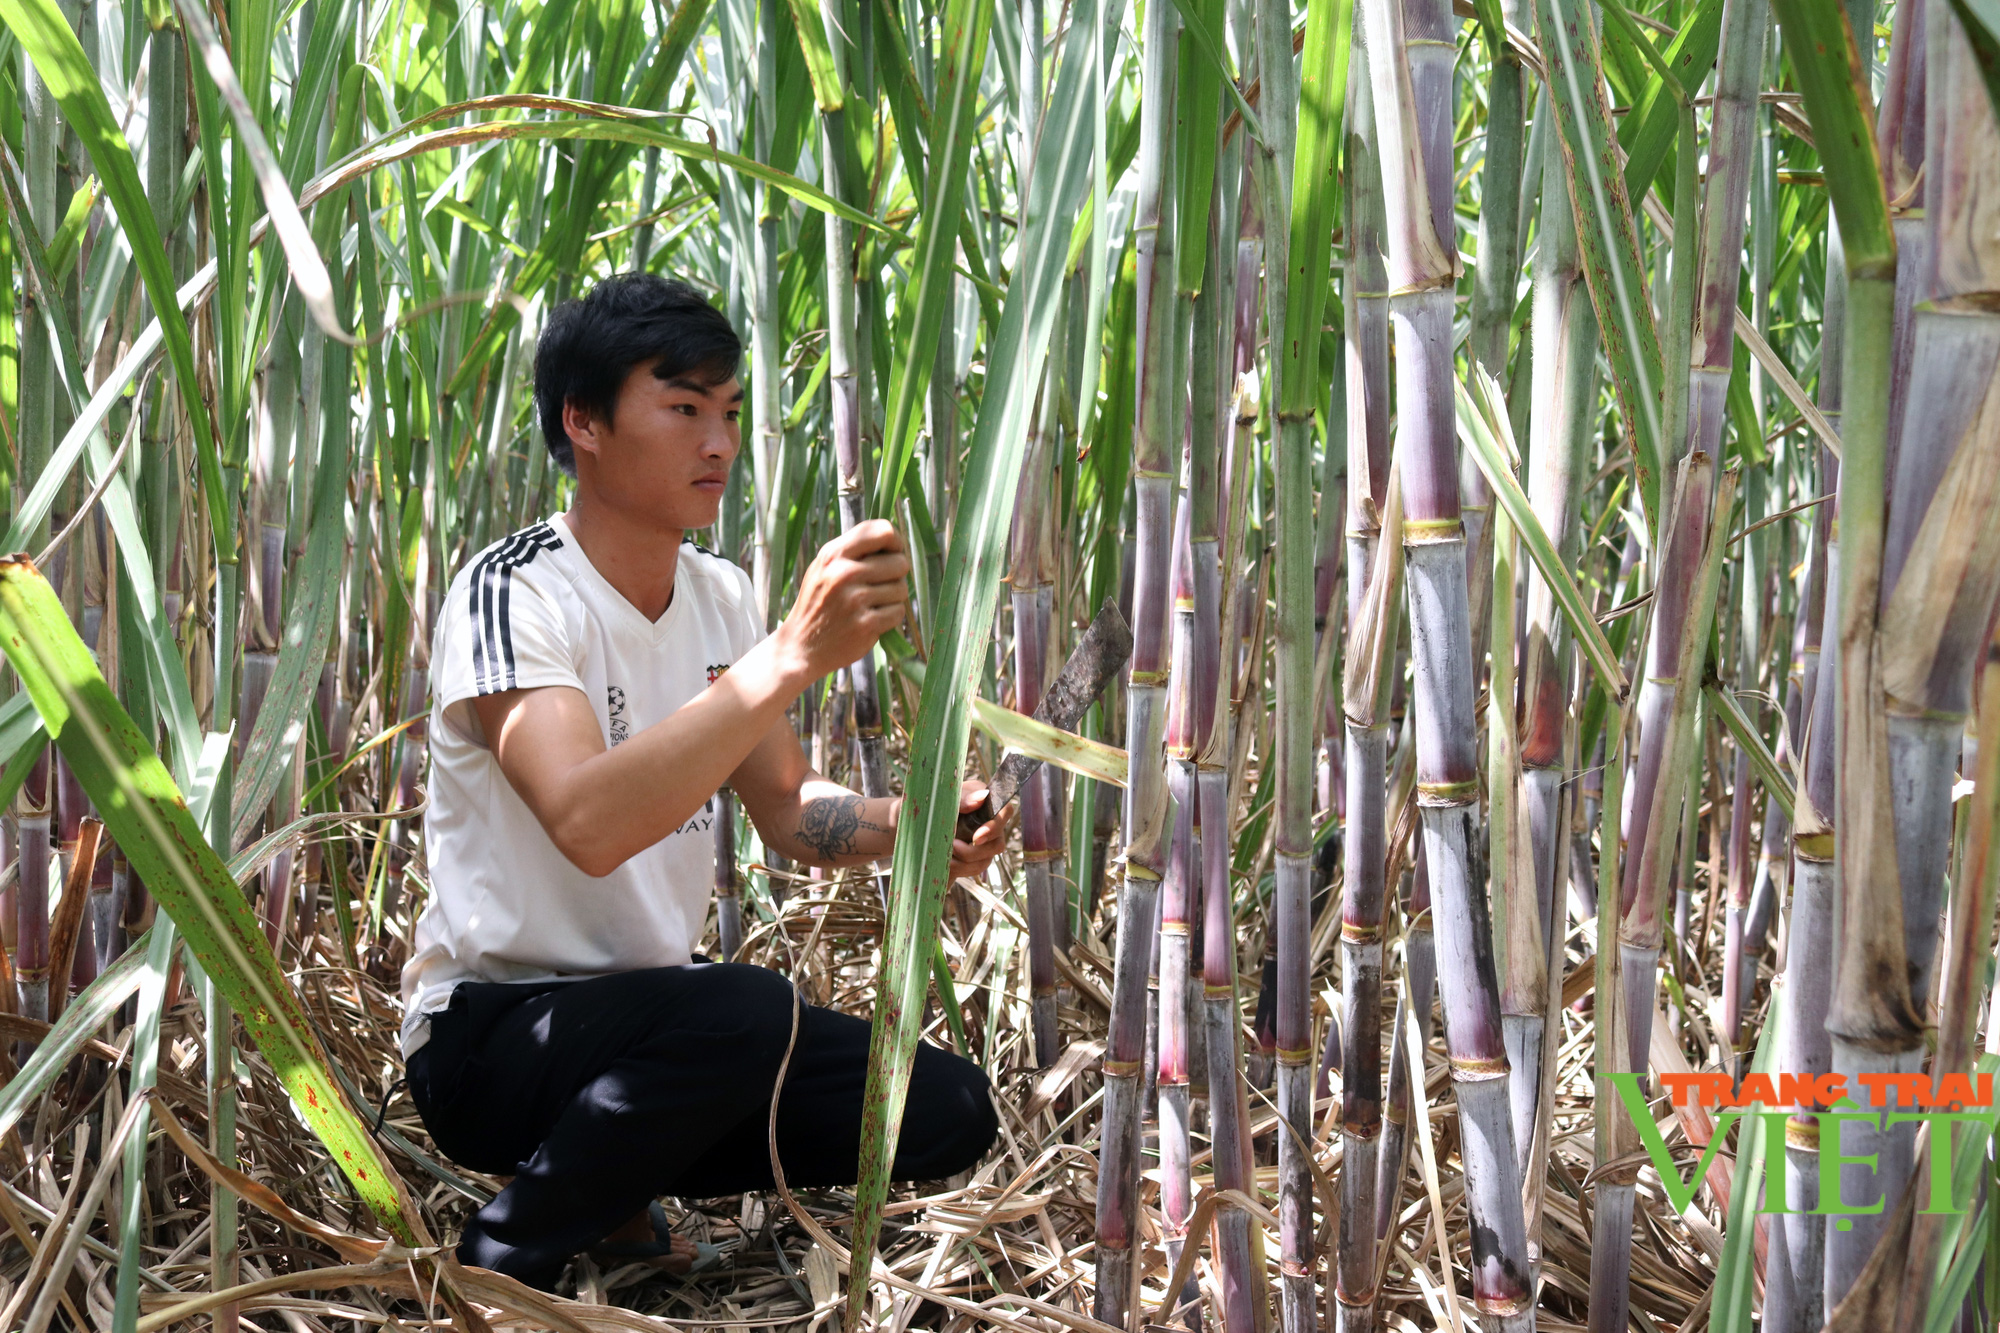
top-left (688, 963), bottom-right (802, 1063)
top-left (902, 1048), bottom-right (998, 1179)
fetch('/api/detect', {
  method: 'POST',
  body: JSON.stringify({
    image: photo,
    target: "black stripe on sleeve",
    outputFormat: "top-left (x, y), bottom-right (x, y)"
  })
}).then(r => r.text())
top-left (468, 524), bottom-right (564, 695)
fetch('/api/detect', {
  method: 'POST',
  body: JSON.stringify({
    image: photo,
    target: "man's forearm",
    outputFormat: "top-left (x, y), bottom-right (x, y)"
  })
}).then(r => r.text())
top-left (489, 631), bottom-right (813, 878)
top-left (764, 782), bottom-right (900, 867)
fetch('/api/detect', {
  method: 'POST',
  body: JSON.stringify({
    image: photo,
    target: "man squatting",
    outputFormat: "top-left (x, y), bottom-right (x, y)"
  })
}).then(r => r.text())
top-left (400, 272), bottom-right (1006, 1289)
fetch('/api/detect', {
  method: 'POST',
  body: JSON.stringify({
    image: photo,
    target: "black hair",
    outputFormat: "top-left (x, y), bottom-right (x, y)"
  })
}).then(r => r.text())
top-left (533, 272), bottom-right (744, 477)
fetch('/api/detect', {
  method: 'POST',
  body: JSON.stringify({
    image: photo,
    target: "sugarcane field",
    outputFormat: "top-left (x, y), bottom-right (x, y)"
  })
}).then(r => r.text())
top-left (3, 0), bottom-right (2000, 1327)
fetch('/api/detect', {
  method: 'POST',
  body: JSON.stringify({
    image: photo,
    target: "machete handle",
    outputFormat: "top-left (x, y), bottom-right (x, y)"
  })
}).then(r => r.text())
top-left (955, 794), bottom-right (999, 845)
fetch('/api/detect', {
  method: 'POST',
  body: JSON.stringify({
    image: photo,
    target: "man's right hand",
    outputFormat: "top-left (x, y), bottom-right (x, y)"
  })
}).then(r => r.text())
top-left (773, 520), bottom-right (911, 682)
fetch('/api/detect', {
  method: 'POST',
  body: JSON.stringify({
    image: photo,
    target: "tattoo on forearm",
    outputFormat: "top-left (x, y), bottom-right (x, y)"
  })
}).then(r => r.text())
top-left (796, 795), bottom-right (885, 861)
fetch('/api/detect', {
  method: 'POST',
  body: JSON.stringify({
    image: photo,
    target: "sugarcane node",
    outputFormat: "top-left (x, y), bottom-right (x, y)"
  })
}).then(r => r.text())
top-left (1449, 1054), bottom-right (1512, 1082)
top-left (1416, 778), bottom-right (1480, 806)
top-left (1401, 516), bottom-right (1466, 545)
top-left (1785, 1115), bottom-right (1823, 1148)
top-left (1883, 692), bottom-right (1965, 721)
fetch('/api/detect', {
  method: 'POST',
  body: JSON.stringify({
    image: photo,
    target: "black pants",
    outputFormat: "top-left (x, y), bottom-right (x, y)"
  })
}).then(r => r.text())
top-left (406, 962), bottom-right (998, 1289)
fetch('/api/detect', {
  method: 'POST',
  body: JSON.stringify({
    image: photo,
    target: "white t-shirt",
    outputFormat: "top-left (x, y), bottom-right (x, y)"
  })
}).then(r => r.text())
top-left (399, 512), bottom-right (765, 1054)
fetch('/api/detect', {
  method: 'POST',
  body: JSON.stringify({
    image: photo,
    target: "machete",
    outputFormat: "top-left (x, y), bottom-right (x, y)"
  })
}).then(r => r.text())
top-left (956, 597), bottom-right (1134, 841)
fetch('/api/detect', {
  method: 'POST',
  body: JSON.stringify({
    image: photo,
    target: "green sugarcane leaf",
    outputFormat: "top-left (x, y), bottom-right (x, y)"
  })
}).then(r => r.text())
top-left (112, 916), bottom-right (178, 1331)
top-left (172, 0), bottom-right (349, 342)
top-left (871, 0), bottom-right (996, 519)
top-left (0, 925), bottom-right (157, 1142)
top-left (1709, 991), bottom-right (1783, 1331)
top-left (1278, 0), bottom-right (1355, 418)
top-left (442, 0), bottom-right (715, 396)
top-left (1617, 0), bottom-right (1724, 203)
top-left (0, 688), bottom-right (47, 804)
top-left (1455, 371), bottom-right (1631, 701)
top-left (0, 562), bottom-right (429, 1245)
top-left (782, 0), bottom-right (845, 112)
top-left (85, 407), bottom-right (205, 785)
top-left (0, 0), bottom-right (228, 535)
top-left (1537, 0), bottom-right (1669, 531)
top-left (872, 0), bottom-right (934, 191)
top-left (231, 351), bottom-right (354, 846)
top-left (0, 155), bottom-right (204, 771)
top-left (1769, 0), bottom-right (1892, 271)
top-left (1919, 1056), bottom-right (2000, 1333)
top-left (277, 0), bottom-right (353, 187)
top-left (847, 0), bottom-right (1125, 1317)
top-left (44, 172), bottom-right (97, 280)
top-left (1705, 682), bottom-right (1797, 825)
top-left (314, 114), bottom-right (902, 265)
top-left (1160, 0), bottom-right (1264, 141)
top-left (1174, 0), bottom-right (1228, 294)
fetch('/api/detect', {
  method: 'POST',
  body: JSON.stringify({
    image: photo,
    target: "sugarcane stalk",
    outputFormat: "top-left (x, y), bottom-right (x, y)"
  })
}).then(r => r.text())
top-left (1874, 4), bottom-right (2000, 1309)
top-left (1762, 528), bottom-right (1840, 1333)
top-left (1335, 7), bottom-right (1392, 1317)
top-left (1200, 375), bottom-right (1262, 1333)
top-left (716, 788), bottom-right (742, 962)
top-left (1461, 0), bottom-right (1528, 661)
top-left (1095, 0), bottom-right (1179, 1312)
top-left (1491, 495), bottom-right (1541, 1171)
top-left (1011, 346), bottom-right (1064, 1062)
top-left (1586, 693), bottom-right (1634, 1333)
top-left (1762, 0), bottom-right (1903, 1309)
top-left (1159, 748), bottom-right (1198, 1305)
top-left (748, 0), bottom-right (784, 626)
top-left (1338, 465), bottom-right (1402, 1333)
top-left (1361, 0), bottom-right (1532, 1316)
top-left (1723, 468), bottom-right (1770, 1049)
top-left (1512, 113), bottom-right (1601, 1174)
top-left (1375, 799), bottom-right (1433, 1241)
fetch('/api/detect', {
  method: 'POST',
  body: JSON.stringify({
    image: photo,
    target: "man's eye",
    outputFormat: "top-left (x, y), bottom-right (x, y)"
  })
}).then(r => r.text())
top-left (725, 411), bottom-right (740, 423)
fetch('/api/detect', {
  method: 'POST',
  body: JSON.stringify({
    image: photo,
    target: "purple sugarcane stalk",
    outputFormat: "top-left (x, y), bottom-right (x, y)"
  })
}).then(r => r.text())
top-left (1870, 7), bottom-right (2000, 1307)
top-left (1377, 835), bottom-right (1436, 1244)
top-left (16, 752), bottom-right (51, 1024)
top-left (1361, 0), bottom-right (1532, 1313)
top-left (1761, 511), bottom-right (1839, 1333)
top-left (1094, 0), bottom-right (1179, 1312)
top-left (1513, 117), bottom-right (1600, 1170)
top-left (1335, 14), bottom-right (1394, 1318)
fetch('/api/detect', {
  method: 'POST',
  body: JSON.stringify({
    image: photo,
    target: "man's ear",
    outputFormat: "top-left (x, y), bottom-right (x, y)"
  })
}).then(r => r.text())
top-left (562, 397), bottom-right (603, 464)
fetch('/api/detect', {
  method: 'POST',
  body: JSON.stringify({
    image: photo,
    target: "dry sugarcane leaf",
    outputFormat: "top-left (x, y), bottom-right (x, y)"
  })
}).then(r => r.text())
top-left (1023, 1038), bottom-right (1108, 1119)
top-left (1879, 350), bottom-right (2000, 708)
top-left (1819, 1175), bottom-right (1919, 1333)
top-left (41, 816), bottom-right (101, 1026)
top-left (145, 1091), bottom-right (386, 1265)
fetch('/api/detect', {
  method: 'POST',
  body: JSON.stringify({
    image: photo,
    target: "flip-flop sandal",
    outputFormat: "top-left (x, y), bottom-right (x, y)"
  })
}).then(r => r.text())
top-left (588, 1201), bottom-right (724, 1276)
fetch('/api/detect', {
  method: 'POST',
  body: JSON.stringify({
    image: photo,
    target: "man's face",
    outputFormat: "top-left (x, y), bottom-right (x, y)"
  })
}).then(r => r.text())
top-left (566, 361), bottom-right (743, 531)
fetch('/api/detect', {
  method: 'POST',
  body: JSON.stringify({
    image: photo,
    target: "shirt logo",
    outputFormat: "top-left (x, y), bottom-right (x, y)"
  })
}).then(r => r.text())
top-left (706, 663), bottom-right (731, 684)
top-left (607, 685), bottom-right (630, 746)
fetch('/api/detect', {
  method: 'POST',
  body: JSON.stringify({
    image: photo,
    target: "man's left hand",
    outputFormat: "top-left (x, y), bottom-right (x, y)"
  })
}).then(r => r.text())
top-left (949, 780), bottom-right (1010, 881)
